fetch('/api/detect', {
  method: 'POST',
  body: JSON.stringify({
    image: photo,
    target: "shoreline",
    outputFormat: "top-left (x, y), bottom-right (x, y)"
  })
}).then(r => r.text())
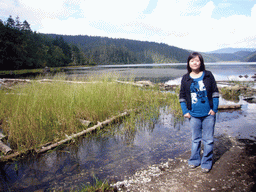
top-left (113, 135), bottom-right (256, 191)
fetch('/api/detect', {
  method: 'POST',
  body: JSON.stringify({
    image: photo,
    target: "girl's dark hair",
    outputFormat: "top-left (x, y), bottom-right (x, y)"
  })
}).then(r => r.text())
top-left (187, 52), bottom-right (205, 73)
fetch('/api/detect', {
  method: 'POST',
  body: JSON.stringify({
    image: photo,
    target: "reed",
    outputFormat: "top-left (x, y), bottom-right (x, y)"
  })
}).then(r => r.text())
top-left (0, 73), bottom-right (182, 152)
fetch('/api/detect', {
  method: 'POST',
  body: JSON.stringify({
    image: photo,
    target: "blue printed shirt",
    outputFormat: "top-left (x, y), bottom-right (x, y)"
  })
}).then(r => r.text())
top-left (189, 72), bottom-right (211, 117)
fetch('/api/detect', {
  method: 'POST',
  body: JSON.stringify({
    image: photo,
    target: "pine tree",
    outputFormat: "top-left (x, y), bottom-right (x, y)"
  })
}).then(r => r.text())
top-left (21, 20), bottom-right (31, 31)
top-left (6, 15), bottom-right (15, 28)
top-left (15, 16), bottom-right (21, 30)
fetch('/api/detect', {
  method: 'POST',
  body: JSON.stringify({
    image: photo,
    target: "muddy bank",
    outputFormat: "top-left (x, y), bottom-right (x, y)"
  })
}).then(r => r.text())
top-left (113, 135), bottom-right (256, 191)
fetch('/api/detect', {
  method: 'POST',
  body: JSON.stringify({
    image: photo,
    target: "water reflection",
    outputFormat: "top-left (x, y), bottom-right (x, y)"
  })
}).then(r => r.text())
top-left (0, 107), bottom-right (192, 191)
top-left (1, 96), bottom-right (255, 191)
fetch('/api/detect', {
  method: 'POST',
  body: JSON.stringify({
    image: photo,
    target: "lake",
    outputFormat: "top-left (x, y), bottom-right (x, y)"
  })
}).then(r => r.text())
top-left (65, 62), bottom-right (256, 84)
top-left (0, 63), bottom-right (256, 191)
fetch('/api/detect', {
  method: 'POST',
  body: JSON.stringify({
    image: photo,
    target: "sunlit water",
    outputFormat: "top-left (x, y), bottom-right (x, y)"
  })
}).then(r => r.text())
top-left (0, 63), bottom-right (256, 191)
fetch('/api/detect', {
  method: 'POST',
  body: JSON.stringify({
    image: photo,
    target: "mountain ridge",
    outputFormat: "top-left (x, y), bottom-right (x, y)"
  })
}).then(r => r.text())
top-left (44, 34), bottom-right (190, 65)
top-left (206, 48), bottom-right (256, 54)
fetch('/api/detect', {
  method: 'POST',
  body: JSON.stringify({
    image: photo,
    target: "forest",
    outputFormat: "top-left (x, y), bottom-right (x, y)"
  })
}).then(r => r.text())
top-left (0, 16), bottom-right (86, 71)
top-left (46, 34), bottom-right (190, 65)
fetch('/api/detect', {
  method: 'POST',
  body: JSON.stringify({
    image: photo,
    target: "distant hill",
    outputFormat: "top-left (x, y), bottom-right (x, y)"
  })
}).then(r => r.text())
top-left (206, 48), bottom-right (256, 54)
top-left (243, 51), bottom-right (256, 62)
top-left (204, 48), bottom-right (256, 62)
top-left (44, 34), bottom-right (190, 65)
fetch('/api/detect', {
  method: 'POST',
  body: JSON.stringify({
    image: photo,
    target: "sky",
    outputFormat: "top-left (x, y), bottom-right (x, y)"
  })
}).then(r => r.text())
top-left (1, 0), bottom-right (256, 52)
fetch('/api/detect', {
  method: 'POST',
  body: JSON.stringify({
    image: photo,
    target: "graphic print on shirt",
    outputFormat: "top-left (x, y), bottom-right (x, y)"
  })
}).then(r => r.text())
top-left (190, 80), bottom-right (206, 104)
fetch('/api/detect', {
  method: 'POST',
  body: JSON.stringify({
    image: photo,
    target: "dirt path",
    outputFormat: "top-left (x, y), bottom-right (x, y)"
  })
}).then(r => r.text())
top-left (113, 135), bottom-right (256, 191)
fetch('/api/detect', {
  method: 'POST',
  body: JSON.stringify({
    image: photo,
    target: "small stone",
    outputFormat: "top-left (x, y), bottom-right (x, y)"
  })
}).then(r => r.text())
top-left (211, 188), bottom-right (216, 191)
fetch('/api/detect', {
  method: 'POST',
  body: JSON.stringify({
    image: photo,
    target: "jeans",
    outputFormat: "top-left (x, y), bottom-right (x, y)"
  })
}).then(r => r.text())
top-left (188, 115), bottom-right (216, 169)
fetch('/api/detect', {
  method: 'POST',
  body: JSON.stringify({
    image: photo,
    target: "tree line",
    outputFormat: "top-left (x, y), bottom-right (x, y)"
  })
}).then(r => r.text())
top-left (48, 34), bottom-right (190, 65)
top-left (0, 16), bottom-right (87, 71)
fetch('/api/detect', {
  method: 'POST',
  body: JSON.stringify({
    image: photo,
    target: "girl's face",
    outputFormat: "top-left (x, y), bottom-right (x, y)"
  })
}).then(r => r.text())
top-left (189, 56), bottom-right (201, 72)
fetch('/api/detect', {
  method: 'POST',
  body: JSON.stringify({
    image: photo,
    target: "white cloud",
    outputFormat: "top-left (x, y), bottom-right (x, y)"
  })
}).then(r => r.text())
top-left (1, 0), bottom-right (256, 52)
top-left (79, 0), bottom-right (149, 23)
top-left (200, 1), bottom-right (215, 18)
top-left (251, 4), bottom-right (256, 18)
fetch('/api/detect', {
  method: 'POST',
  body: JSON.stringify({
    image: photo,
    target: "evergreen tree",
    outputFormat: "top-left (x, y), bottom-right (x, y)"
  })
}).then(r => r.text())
top-left (15, 16), bottom-right (21, 30)
top-left (0, 16), bottom-right (86, 70)
top-left (52, 36), bottom-right (72, 65)
top-left (21, 20), bottom-right (31, 31)
top-left (6, 15), bottom-right (15, 28)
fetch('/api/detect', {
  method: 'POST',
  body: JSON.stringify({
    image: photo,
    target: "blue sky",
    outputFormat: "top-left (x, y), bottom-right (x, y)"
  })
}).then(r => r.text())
top-left (1, 0), bottom-right (256, 52)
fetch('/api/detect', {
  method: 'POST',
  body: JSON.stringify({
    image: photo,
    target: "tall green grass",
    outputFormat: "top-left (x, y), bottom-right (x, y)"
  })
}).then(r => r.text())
top-left (0, 73), bottom-right (182, 152)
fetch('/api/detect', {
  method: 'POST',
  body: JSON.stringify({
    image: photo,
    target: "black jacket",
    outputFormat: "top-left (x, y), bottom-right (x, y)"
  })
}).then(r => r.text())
top-left (179, 70), bottom-right (219, 110)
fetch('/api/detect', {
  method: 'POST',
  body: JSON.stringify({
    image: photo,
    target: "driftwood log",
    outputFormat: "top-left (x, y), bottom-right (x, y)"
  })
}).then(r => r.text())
top-left (218, 104), bottom-right (242, 110)
top-left (0, 141), bottom-right (12, 155)
top-left (0, 132), bottom-right (5, 140)
top-left (36, 111), bottom-right (130, 153)
top-left (116, 80), bottom-right (144, 87)
top-left (0, 78), bottom-right (31, 83)
top-left (37, 79), bottom-right (98, 84)
top-left (0, 133), bottom-right (12, 155)
top-left (0, 110), bottom-right (132, 161)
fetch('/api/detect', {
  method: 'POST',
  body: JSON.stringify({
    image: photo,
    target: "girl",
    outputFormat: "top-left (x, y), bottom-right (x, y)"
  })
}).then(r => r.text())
top-left (179, 52), bottom-right (219, 173)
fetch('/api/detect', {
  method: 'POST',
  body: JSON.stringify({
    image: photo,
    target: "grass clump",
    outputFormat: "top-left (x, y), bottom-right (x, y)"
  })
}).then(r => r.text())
top-left (0, 73), bottom-right (182, 152)
top-left (78, 177), bottom-right (114, 192)
top-left (219, 86), bottom-right (240, 102)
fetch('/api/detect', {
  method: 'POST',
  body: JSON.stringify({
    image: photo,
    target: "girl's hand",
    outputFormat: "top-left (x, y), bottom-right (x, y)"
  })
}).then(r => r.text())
top-left (208, 109), bottom-right (216, 116)
top-left (184, 113), bottom-right (191, 118)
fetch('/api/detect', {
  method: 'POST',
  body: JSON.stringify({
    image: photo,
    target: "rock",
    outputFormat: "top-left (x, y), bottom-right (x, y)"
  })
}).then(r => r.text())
top-left (136, 80), bottom-right (154, 87)
top-left (243, 97), bottom-right (256, 103)
top-left (158, 83), bottom-right (177, 91)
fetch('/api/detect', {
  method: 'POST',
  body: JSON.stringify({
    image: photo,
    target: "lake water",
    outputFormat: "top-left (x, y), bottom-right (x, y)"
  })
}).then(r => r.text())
top-left (66, 62), bottom-right (256, 82)
top-left (0, 63), bottom-right (256, 191)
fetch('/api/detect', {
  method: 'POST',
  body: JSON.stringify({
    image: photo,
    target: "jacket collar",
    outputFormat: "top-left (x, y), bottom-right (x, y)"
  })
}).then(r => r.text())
top-left (185, 70), bottom-right (210, 81)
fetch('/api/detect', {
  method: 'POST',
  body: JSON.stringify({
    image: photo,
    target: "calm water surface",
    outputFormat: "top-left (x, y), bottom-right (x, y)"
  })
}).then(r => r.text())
top-left (0, 63), bottom-right (256, 191)
top-left (66, 62), bottom-right (256, 82)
